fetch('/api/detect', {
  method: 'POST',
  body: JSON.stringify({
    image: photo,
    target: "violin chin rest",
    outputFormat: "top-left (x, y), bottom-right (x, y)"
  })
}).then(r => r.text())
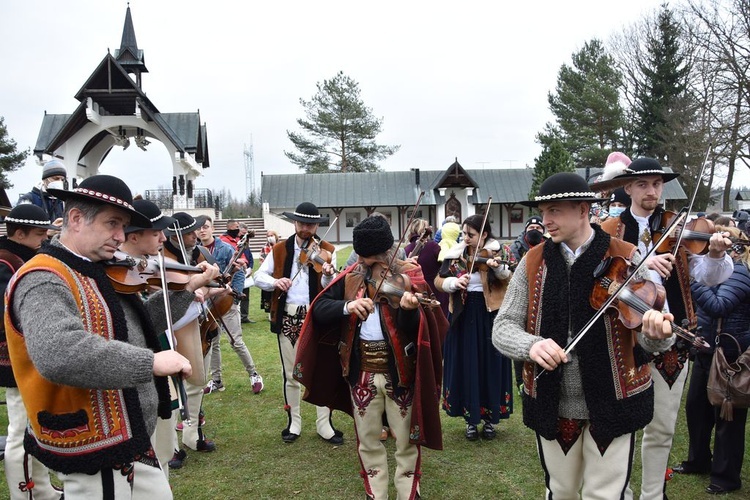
top-left (593, 256), bottom-right (612, 279)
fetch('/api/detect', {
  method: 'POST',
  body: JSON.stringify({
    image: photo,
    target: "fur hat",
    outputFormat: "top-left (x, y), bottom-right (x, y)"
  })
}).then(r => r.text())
top-left (353, 216), bottom-right (394, 257)
top-left (125, 199), bottom-right (177, 233)
top-left (46, 174), bottom-right (151, 228)
top-left (2, 204), bottom-right (59, 230)
top-left (42, 159), bottom-right (67, 180)
top-left (282, 202), bottom-right (328, 224)
top-left (521, 172), bottom-right (607, 208)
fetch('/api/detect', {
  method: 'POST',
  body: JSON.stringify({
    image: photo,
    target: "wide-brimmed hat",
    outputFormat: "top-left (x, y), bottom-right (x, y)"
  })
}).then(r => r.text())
top-left (0, 187), bottom-right (11, 217)
top-left (589, 152), bottom-right (632, 192)
top-left (612, 157), bottom-right (680, 184)
top-left (2, 204), bottom-right (59, 230)
top-left (163, 212), bottom-right (197, 236)
top-left (521, 172), bottom-right (607, 208)
top-left (282, 202), bottom-right (328, 224)
top-left (125, 199), bottom-right (177, 233)
top-left (46, 174), bottom-right (151, 228)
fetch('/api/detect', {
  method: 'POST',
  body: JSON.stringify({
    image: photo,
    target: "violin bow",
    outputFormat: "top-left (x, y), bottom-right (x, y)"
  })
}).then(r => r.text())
top-left (371, 191), bottom-right (425, 299)
top-left (535, 208), bottom-right (689, 380)
top-left (671, 142), bottom-right (712, 258)
top-left (172, 220), bottom-right (191, 265)
top-left (465, 196), bottom-right (493, 278)
top-left (157, 249), bottom-right (192, 426)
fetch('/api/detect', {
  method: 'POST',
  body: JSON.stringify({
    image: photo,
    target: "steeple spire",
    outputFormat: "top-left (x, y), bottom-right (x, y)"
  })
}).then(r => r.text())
top-left (114, 4), bottom-right (148, 89)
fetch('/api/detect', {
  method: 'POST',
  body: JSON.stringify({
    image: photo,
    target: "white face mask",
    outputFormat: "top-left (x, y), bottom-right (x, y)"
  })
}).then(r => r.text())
top-left (608, 206), bottom-right (625, 218)
top-left (267, 237), bottom-right (276, 244)
top-left (46, 180), bottom-right (65, 191)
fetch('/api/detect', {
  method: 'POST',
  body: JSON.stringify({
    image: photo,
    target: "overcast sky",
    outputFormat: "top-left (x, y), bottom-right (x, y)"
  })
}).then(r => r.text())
top-left (4, 0), bottom-right (734, 203)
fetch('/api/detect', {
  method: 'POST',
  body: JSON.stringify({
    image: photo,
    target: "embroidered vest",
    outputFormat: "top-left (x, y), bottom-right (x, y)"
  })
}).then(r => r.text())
top-left (0, 248), bottom-right (26, 387)
top-left (521, 231), bottom-right (654, 442)
top-left (5, 254), bottom-right (154, 474)
top-left (338, 260), bottom-right (422, 387)
top-left (269, 237), bottom-right (333, 334)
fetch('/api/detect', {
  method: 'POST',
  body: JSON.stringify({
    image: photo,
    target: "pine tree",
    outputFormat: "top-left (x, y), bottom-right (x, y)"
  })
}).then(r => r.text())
top-left (633, 4), bottom-right (692, 159)
top-left (544, 39), bottom-right (624, 169)
top-left (0, 116), bottom-right (28, 189)
top-left (285, 72), bottom-right (399, 173)
top-left (529, 139), bottom-right (575, 200)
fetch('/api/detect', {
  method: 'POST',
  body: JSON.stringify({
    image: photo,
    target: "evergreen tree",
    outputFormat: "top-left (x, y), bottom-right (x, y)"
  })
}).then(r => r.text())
top-left (633, 3), bottom-right (692, 159)
top-left (0, 116), bottom-right (28, 189)
top-left (285, 72), bottom-right (399, 173)
top-left (529, 139), bottom-right (575, 200)
top-left (543, 39), bottom-right (624, 169)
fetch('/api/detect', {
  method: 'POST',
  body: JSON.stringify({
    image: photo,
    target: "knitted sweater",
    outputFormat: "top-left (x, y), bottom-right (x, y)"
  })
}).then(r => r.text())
top-left (7, 239), bottom-right (193, 473)
top-left (492, 229), bottom-right (673, 434)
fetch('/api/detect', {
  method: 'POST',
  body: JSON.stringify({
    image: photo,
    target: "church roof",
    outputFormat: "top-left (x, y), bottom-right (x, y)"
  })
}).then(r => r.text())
top-left (262, 164), bottom-right (688, 210)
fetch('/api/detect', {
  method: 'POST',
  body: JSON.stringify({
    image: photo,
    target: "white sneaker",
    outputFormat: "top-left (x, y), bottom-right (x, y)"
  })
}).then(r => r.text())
top-left (251, 372), bottom-right (264, 394)
top-left (203, 379), bottom-right (225, 394)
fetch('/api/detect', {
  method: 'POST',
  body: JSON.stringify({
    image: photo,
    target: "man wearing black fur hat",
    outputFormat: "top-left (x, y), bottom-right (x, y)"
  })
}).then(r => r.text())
top-left (253, 202), bottom-right (343, 444)
top-left (598, 157), bottom-right (733, 499)
top-left (295, 215), bottom-right (447, 500)
top-left (5, 175), bottom-right (192, 499)
top-left (1, 205), bottom-right (62, 500)
top-left (493, 172), bottom-right (676, 499)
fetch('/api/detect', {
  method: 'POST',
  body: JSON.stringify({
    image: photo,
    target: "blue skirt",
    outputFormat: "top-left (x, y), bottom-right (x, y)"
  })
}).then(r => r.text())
top-left (442, 292), bottom-right (513, 425)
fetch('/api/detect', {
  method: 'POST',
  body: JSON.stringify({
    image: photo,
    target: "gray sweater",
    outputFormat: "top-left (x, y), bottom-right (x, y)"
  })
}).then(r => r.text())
top-left (11, 241), bottom-right (194, 436)
top-left (492, 243), bottom-right (674, 419)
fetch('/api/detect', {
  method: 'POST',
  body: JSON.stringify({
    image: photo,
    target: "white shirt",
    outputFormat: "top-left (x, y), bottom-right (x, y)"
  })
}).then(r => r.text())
top-left (253, 238), bottom-right (336, 305)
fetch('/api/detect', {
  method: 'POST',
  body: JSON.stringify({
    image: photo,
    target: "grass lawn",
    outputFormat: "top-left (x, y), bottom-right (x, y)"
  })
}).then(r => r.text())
top-left (1, 247), bottom-right (748, 498)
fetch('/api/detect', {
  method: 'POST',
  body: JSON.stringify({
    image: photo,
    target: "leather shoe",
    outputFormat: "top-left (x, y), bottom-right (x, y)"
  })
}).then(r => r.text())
top-left (168, 449), bottom-right (187, 469)
top-left (321, 433), bottom-right (344, 445)
top-left (706, 484), bottom-right (738, 494)
top-left (672, 463), bottom-right (709, 475)
top-left (465, 424), bottom-right (479, 441)
top-left (196, 439), bottom-right (216, 452)
top-left (282, 429), bottom-right (299, 443)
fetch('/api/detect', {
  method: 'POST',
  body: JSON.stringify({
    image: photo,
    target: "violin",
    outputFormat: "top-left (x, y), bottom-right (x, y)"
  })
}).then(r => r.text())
top-left (105, 251), bottom-right (206, 294)
top-left (299, 238), bottom-right (333, 273)
top-left (591, 255), bottom-right (710, 351)
top-left (407, 227), bottom-right (433, 259)
top-left (359, 263), bottom-right (441, 309)
top-left (651, 210), bottom-right (750, 255)
top-left (465, 247), bottom-right (510, 273)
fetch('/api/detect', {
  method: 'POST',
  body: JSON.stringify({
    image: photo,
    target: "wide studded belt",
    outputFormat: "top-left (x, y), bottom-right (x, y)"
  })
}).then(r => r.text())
top-left (359, 340), bottom-right (390, 373)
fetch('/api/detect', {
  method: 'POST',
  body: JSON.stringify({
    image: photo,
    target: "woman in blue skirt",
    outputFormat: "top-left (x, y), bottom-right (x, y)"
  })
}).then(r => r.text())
top-left (435, 214), bottom-right (515, 440)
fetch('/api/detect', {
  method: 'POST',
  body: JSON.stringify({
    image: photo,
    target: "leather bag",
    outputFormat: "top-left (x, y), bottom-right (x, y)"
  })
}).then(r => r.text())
top-left (707, 332), bottom-right (750, 421)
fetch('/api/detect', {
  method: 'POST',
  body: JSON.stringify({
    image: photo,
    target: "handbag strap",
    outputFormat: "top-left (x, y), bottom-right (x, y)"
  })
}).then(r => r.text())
top-left (716, 332), bottom-right (743, 356)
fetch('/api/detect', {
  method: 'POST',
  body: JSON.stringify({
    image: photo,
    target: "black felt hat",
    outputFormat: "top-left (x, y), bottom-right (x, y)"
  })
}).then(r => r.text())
top-left (613, 157), bottom-right (680, 183)
top-left (353, 216), bottom-right (394, 257)
top-left (521, 172), bottom-right (607, 208)
top-left (46, 174), bottom-right (151, 228)
top-left (282, 202), bottom-right (329, 224)
top-left (163, 212), bottom-right (198, 236)
top-left (125, 199), bottom-right (177, 233)
top-left (2, 204), bottom-right (59, 230)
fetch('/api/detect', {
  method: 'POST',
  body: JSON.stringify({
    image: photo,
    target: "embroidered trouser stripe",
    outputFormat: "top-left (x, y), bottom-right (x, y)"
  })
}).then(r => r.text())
top-left (58, 460), bottom-right (172, 499)
top-left (277, 330), bottom-right (335, 438)
top-left (351, 372), bottom-right (420, 500)
top-left (537, 424), bottom-right (635, 500)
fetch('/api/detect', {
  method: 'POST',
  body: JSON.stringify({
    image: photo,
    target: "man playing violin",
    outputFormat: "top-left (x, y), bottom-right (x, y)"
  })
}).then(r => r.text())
top-left (5, 175), bottom-right (192, 499)
top-left (197, 215), bottom-right (263, 395)
top-left (0, 204), bottom-right (63, 500)
top-left (295, 215), bottom-right (446, 500)
top-left (119, 200), bottom-right (220, 477)
top-left (598, 157), bottom-right (733, 500)
top-left (493, 172), bottom-right (676, 499)
top-left (253, 201), bottom-right (343, 444)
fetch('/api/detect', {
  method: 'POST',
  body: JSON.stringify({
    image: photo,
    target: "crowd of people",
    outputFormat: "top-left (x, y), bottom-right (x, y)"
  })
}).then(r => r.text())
top-left (0, 156), bottom-right (748, 499)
